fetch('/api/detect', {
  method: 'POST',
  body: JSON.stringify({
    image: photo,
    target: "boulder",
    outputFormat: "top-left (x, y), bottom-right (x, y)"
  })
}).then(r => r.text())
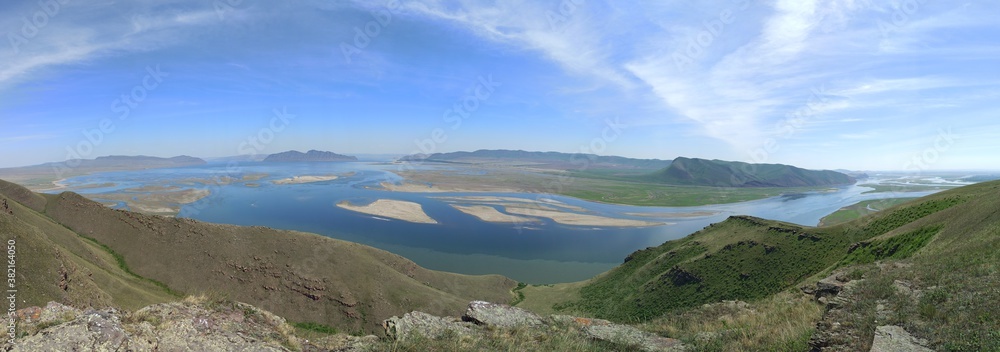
top-left (383, 311), bottom-right (474, 341)
top-left (870, 326), bottom-right (933, 352)
top-left (463, 301), bottom-right (544, 328)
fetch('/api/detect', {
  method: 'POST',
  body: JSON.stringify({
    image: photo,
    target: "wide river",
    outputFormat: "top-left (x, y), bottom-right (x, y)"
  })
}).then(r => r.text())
top-left (54, 161), bottom-right (942, 284)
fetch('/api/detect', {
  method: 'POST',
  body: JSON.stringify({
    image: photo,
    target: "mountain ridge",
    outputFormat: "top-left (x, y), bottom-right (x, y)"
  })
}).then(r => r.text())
top-left (651, 157), bottom-right (856, 187)
top-left (264, 150), bottom-right (358, 162)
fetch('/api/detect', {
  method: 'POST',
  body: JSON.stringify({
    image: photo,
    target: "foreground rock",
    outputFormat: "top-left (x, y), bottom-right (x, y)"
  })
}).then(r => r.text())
top-left (8, 298), bottom-right (377, 352)
top-left (870, 326), bottom-right (933, 352)
top-left (806, 267), bottom-right (933, 352)
top-left (384, 301), bottom-right (686, 352)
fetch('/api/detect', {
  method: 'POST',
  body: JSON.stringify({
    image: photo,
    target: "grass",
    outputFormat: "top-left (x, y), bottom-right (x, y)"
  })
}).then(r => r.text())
top-left (510, 282), bottom-right (527, 306)
top-left (840, 225), bottom-right (941, 265)
top-left (818, 198), bottom-right (915, 226)
top-left (292, 322), bottom-right (338, 335)
top-left (558, 177), bottom-right (826, 207)
top-left (77, 234), bottom-right (184, 297)
top-left (859, 184), bottom-right (953, 194)
top-left (643, 291), bottom-right (821, 352)
top-left (542, 189), bottom-right (970, 326)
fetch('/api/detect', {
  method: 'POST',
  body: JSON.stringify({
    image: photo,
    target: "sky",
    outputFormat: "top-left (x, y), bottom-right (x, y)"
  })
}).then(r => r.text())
top-left (1, 0), bottom-right (998, 171)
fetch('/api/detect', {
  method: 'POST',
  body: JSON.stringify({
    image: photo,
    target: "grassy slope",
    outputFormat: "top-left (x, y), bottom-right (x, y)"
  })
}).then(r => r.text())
top-left (817, 198), bottom-right (915, 226)
top-left (521, 180), bottom-right (999, 350)
top-left (0, 182), bottom-right (178, 311)
top-left (0, 180), bottom-right (517, 334)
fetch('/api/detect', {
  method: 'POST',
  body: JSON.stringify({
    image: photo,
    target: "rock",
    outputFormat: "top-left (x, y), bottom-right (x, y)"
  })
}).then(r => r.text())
top-left (383, 311), bottom-right (474, 341)
top-left (815, 276), bottom-right (846, 298)
top-left (463, 301), bottom-right (543, 328)
top-left (10, 299), bottom-right (301, 351)
top-left (870, 326), bottom-right (933, 352)
top-left (302, 334), bottom-right (379, 352)
top-left (12, 308), bottom-right (131, 352)
top-left (584, 324), bottom-right (686, 352)
top-left (550, 315), bottom-right (686, 352)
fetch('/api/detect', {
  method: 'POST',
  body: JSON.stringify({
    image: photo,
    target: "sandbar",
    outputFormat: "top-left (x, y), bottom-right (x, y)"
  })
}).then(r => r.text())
top-left (433, 195), bottom-right (589, 213)
top-left (623, 211), bottom-right (719, 218)
top-left (242, 173), bottom-right (269, 181)
top-left (504, 206), bottom-right (665, 227)
top-left (274, 175), bottom-right (339, 185)
top-left (450, 205), bottom-right (540, 224)
top-left (337, 199), bottom-right (438, 224)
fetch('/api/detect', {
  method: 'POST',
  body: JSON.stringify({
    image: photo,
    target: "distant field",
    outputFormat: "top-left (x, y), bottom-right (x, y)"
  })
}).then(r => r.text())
top-left (398, 168), bottom-right (827, 207)
top-left (818, 198), bottom-right (915, 226)
top-left (859, 184), bottom-right (953, 194)
top-left (558, 178), bottom-right (825, 207)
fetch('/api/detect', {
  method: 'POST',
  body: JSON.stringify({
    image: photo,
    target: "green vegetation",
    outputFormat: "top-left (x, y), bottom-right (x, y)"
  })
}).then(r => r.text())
top-left (566, 217), bottom-right (848, 321)
top-left (510, 282), bottom-right (527, 306)
top-left (860, 184), bottom-right (953, 194)
top-left (558, 177), bottom-right (825, 207)
top-left (643, 292), bottom-right (821, 352)
top-left (818, 198), bottom-right (915, 226)
top-left (77, 234), bottom-right (184, 297)
top-left (840, 225), bottom-right (941, 265)
top-left (519, 181), bottom-right (997, 350)
top-left (292, 322), bottom-right (338, 335)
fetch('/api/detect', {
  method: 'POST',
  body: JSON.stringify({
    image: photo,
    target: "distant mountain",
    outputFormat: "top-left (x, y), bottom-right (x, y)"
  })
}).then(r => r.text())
top-left (44, 155), bottom-right (207, 168)
top-left (650, 157), bottom-right (855, 187)
top-left (202, 154), bottom-right (269, 163)
top-left (399, 149), bottom-right (671, 171)
top-left (263, 150), bottom-right (358, 162)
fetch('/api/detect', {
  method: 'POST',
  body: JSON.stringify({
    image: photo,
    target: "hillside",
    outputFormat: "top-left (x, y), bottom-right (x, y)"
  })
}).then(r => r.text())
top-left (521, 180), bottom-right (999, 351)
top-left (399, 149), bottom-right (672, 172)
top-left (650, 157), bottom-right (855, 187)
top-left (0, 179), bottom-right (515, 334)
top-left (264, 150), bottom-right (358, 162)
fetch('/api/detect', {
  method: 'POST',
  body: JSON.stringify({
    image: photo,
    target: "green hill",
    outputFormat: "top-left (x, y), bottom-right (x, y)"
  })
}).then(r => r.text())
top-left (650, 157), bottom-right (855, 187)
top-left (522, 180), bottom-right (999, 351)
top-left (0, 179), bottom-right (515, 334)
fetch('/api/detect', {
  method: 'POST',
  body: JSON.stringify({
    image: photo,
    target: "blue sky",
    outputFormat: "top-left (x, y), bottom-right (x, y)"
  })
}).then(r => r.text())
top-left (1, 0), bottom-right (998, 170)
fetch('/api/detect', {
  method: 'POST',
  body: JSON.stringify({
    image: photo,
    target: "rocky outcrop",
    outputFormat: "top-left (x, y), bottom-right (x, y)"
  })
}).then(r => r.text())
top-left (383, 311), bottom-right (474, 341)
top-left (8, 298), bottom-right (377, 352)
top-left (806, 268), bottom-right (933, 352)
top-left (463, 300), bottom-right (544, 328)
top-left (383, 301), bottom-right (686, 352)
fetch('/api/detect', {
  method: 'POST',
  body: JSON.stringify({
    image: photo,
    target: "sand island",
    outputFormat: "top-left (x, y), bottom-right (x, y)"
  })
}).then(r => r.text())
top-left (336, 199), bottom-right (438, 224)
